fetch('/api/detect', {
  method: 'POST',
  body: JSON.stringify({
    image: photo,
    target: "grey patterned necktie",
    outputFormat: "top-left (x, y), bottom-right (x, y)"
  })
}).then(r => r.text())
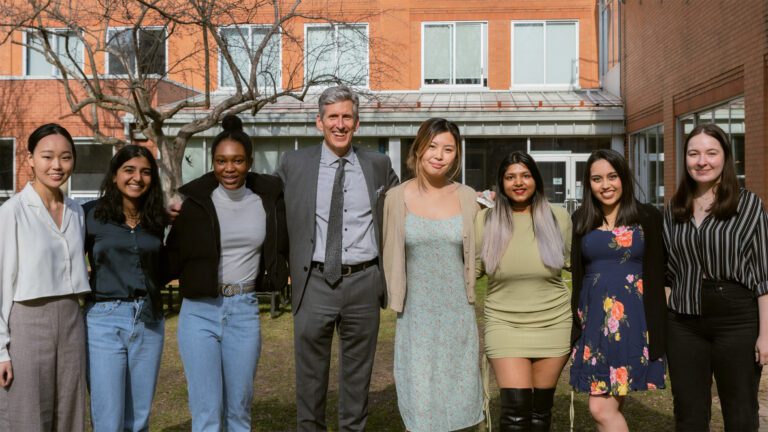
top-left (324, 157), bottom-right (346, 285)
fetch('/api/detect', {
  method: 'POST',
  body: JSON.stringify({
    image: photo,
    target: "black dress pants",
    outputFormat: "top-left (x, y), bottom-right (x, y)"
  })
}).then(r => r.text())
top-left (667, 280), bottom-right (761, 432)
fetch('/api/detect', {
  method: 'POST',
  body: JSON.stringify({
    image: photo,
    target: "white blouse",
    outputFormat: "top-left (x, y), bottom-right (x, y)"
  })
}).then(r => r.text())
top-left (0, 183), bottom-right (90, 362)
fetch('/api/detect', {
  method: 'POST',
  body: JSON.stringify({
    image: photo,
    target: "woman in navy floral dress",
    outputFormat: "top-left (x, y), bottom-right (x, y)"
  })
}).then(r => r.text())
top-left (569, 149), bottom-right (667, 431)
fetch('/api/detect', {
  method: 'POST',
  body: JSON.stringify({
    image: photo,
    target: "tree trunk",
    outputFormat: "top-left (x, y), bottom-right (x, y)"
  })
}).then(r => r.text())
top-left (157, 134), bottom-right (186, 205)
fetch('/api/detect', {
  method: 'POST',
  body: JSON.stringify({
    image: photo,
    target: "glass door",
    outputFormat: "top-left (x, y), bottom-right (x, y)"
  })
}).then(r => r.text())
top-left (531, 154), bottom-right (589, 213)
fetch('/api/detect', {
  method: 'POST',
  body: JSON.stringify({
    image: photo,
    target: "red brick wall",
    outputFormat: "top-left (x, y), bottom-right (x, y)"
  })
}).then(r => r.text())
top-left (623, 0), bottom-right (768, 200)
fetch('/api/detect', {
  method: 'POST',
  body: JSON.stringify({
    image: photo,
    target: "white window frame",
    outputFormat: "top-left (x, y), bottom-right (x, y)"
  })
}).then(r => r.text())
top-left (599, 0), bottom-right (621, 77)
top-left (23, 29), bottom-right (84, 78)
top-left (0, 138), bottom-right (15, 198)
top-left (67, 139), bottom-right (115, 200)
top-left (217, 25), bottom-right (283, 92)
top-left (630, 124), bottom-right (665, 207)
top-left (420, 21), bottom-right (488, 90)
top-left (510, 20), bottom-right (580, 91)
top-left (105, 26), bottom-right (168, 77)
top-left (303, 23), bottom-right (369, 89)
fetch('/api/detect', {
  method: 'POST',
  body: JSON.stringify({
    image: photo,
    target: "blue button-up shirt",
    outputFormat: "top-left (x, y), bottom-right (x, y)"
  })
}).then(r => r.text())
top-left (312, 143), bottom-right (377, 265)
top-left (84, 201), bottom-right (164, 322)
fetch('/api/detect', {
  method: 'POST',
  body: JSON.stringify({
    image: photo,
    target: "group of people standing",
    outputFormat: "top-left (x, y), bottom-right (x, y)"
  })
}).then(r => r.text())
top-left (0, 84), bottom-right (765, 432)
top-left (388, 119), bottom-right (765, 432)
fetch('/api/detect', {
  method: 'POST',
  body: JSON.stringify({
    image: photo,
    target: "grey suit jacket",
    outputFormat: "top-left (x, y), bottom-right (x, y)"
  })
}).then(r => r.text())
top-left (275, 144), bottom-right (399, 313)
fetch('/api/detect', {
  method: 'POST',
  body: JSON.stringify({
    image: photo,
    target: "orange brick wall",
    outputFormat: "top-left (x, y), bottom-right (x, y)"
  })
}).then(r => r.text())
top-left (623, 0), bottom-right (768, 201)
top-left (0, 0), bottom-right (602, 192)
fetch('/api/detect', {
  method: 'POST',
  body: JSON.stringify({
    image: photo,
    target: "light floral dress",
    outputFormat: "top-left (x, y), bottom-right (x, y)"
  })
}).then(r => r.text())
top-left (394, 214), bottom-right (484, 431)
top-left (570, 226), bottom-right (666, 395)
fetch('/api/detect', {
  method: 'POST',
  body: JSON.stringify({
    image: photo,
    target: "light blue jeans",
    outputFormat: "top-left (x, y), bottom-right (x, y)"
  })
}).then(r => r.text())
top-left (85, 299), bottom-right (165, 432)
top-left (177, 292), bottom-right (262, 432)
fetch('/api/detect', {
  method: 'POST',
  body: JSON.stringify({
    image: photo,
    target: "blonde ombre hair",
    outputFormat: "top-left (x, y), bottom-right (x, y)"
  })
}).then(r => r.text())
top-left (481, 151), bottom-right (566, 274)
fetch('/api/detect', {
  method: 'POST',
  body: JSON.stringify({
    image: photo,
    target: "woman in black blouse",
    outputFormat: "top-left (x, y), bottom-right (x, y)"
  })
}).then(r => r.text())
top-left (83, 145), bottom-right (168, 431)
top-left (664, 123), bottom-right (768, 432)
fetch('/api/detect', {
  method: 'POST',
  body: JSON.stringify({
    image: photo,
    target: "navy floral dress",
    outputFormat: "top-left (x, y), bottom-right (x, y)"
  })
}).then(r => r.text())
top-left (570, 225), bottom-right (666, 395)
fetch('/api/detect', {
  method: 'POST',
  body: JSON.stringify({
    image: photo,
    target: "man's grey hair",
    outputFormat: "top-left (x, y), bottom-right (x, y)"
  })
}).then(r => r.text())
top-left (318, 85), bottom-right (359, 121)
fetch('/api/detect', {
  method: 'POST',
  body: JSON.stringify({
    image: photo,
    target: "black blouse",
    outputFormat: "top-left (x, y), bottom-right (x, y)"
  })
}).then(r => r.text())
top-left (84, 200), bottom-right (165, 322)
top-left (664, 188), bottom-right (768, 315)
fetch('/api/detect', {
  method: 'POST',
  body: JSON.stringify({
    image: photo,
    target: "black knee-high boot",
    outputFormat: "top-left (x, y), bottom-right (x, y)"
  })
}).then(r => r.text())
top-left (499, 388), bottom-right (532, 431)
top-left (531, 388), bottom-right (555, 431)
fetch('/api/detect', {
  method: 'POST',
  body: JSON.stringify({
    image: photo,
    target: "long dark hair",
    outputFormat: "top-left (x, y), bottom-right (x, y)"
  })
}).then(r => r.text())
top-left (28, 123), bottom-right (77, 168)
top-left (210, 115), bottom-right (252, 163)
top-left (574, 149), bottom-right (640, 235)
top-left (671, 123), bottom-right (739, 222)
top-left (481, 151), bottom-right (565, 273)
top-left (94, 145), bottom-right (166, 234)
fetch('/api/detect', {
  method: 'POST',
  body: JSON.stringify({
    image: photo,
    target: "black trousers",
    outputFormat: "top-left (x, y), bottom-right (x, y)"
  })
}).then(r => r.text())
top-left (667, 280), bottom-right (761, 432)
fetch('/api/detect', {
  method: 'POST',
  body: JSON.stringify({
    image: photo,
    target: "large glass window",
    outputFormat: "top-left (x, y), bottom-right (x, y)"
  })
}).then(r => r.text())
top-left (305, 24), bottom-right (368, 86)
top-left (69, 142), bottom-right (113, 199)
top-left (0, 139), bottom-right (14, 197)
top-left (423, 22), bottom-right (488, 86)
top-left (512, 21), bottom-right (578, 88)
top-left (464, 138), bottom-right (527, 191)
top-left (220, 26), bottom-right (281, 91)
top-left (677, 97), bottom-right (745, 185)
top-left (107, 28), bottom-right (166, 75)
top-left (26, 30), bottom-right (83, 76)
top-left (631, 125), bottom-right (664, 207)
top-left (182, 139), bottom-right (206, 185)
top-left (252, 137), bottom-right (296, 174)
top-left (599, 0), bottom-right (621, 76)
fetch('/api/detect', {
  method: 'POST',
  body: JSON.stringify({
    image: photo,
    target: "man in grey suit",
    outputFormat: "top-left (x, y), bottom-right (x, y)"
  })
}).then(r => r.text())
top-left (275, 86), bottom-right (398, 431)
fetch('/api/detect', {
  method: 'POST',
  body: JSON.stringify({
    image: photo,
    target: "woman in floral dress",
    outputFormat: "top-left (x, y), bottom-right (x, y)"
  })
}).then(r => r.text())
top-left (569, 149), bottom-right (667, 431)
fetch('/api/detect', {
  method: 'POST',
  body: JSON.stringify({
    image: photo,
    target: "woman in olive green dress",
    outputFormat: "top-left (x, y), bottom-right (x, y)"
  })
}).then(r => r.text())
top-left (476, 151), bottom-right (572, 431)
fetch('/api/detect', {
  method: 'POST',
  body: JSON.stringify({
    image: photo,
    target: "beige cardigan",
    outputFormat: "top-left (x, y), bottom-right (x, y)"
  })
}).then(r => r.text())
top-left (382, 180), bottom-right (480, 313)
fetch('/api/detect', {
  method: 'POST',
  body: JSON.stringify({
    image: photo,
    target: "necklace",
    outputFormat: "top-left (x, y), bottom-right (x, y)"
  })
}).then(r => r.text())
top-left (695, 194), bottom-right (714, 212)
top-left (124, 212), bottom-right (141, 228)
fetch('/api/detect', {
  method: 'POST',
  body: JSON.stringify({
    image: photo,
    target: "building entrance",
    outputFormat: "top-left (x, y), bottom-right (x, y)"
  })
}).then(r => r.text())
top-left (531, 153), bottom-right (589, 213)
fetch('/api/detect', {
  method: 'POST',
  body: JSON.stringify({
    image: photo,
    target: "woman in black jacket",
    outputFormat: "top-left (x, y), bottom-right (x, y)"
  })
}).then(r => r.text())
top-left (569, 149), bottom-right (667, 432)
top-left (166, 115), bottom-right (288, 431)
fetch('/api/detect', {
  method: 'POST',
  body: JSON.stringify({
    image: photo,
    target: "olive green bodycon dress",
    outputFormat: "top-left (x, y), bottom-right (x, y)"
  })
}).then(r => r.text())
top-left (475, 206), bottom-right (572, 358)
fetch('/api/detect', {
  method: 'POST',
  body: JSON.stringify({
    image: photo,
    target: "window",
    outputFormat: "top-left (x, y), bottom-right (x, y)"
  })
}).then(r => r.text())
top-left (422, 22), bottom-right (487, 87)
top-left (677, 97), bottom-right (745, 185)
top-left (512, 21), bottom-right (578, 88)
top-left (219, 26), bottom-right (281, 91)
top-left (182, 139), bottom-right (206, 185)
top-left (631, 125), bottom-right (664, 208)
top-left (305, 24), bottom-right (368, 87)
top-left (68, 142), bottom-right (113, 199)
top-left (599, 0), bottom-right (621, 76)
top-left (25, 30), bottom-right (83, 76)
top-left (0, 139), bottom-right (14, 198)
top-left (107, 28), bottom-right (166, 75)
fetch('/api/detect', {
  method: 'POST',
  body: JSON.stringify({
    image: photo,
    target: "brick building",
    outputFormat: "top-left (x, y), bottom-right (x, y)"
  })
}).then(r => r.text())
top-left (0, 0), bottom-right (623, 207)
top-left (622, 0), bottom-right (768, 204)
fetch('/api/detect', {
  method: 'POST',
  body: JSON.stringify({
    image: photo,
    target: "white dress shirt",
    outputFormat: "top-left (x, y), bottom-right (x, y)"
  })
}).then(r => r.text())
top-left (0, 183), bottom-right (90, 362)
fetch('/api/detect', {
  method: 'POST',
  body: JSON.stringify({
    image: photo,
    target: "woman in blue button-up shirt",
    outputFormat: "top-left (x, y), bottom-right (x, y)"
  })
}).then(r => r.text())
top-left (83, 145), bottom-right (168, 432)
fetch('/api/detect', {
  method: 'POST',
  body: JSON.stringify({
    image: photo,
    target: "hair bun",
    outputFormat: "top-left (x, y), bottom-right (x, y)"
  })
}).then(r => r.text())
top-left (222, 114), bottom-right (243, 132)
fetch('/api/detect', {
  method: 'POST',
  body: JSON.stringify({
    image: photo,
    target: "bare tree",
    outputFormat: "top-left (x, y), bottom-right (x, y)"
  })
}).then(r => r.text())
top-left (0, 0), bottom-right (389, 200)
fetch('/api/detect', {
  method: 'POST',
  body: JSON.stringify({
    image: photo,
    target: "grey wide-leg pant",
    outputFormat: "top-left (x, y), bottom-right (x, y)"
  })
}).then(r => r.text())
top-left (0, 295), bottom-right (86, 432)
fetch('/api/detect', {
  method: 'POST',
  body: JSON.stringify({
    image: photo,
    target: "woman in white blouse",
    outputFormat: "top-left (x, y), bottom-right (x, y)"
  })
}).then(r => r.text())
top-left (0, 124), bottom-right (91, 431)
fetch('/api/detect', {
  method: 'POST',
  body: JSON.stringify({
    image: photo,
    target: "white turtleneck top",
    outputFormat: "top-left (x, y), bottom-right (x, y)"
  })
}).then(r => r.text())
top-left (211, 183), bottom-right (266, 284)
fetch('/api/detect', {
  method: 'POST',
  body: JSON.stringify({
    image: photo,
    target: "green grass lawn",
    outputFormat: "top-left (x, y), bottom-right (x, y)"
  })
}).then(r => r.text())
top-left (137, 277), bottom-right (723, 431)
